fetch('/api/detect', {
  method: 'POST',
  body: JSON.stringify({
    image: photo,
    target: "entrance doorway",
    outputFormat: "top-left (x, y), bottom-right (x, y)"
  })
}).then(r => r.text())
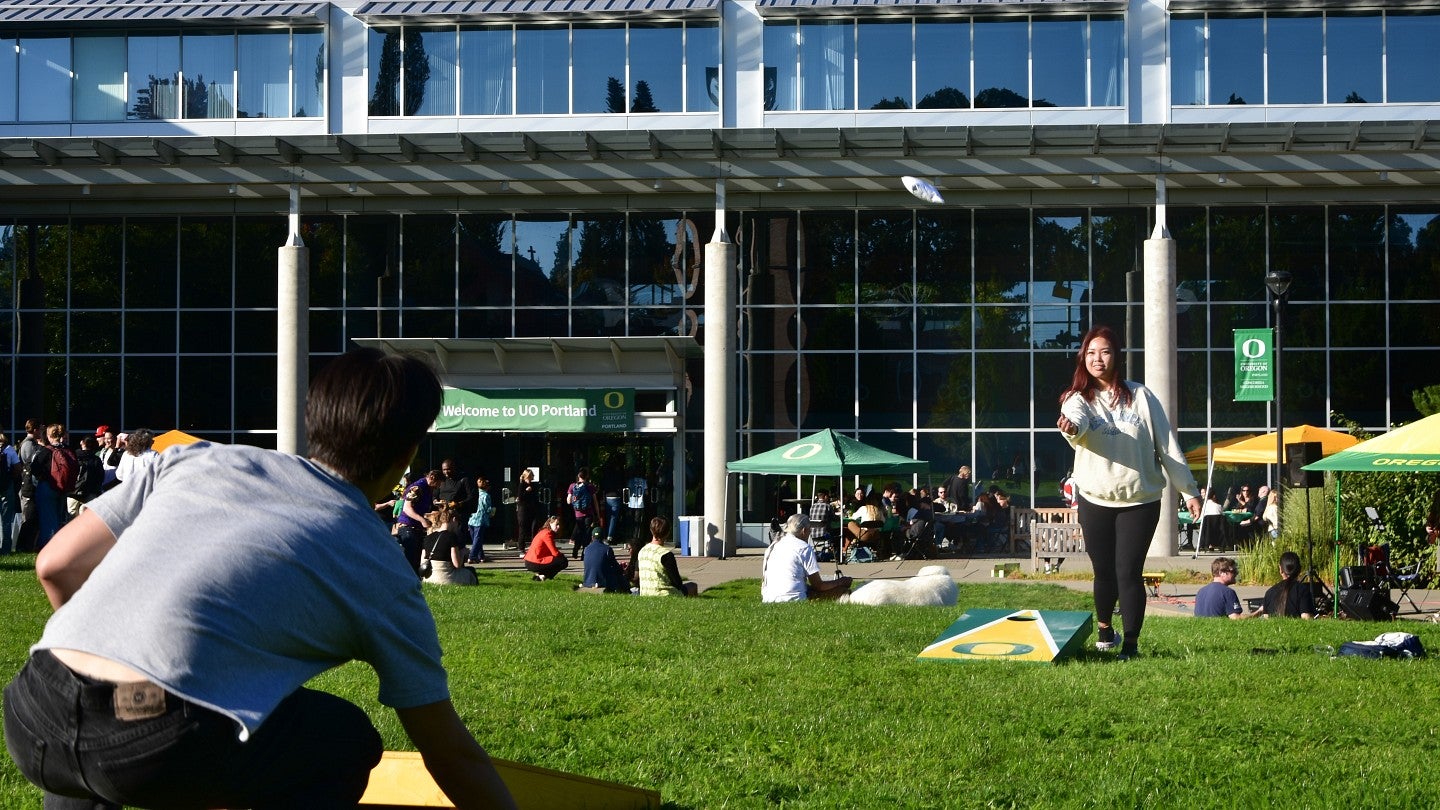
top-left (415, 432), bottom-right (675, 548)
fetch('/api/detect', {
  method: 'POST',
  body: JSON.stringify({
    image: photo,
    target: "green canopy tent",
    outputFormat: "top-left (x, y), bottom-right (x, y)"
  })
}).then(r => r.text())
top-left (728, 428), bottom-right (929, 477)
top-left (726, 429), bottom-right (928, 561)
top-left (1302, 413), bottom-right (1440, 616)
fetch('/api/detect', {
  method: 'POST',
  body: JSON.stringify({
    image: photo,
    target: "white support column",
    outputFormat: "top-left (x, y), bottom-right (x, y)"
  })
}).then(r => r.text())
top-left (703, 179), bottom-right (736, 557)
top-left (277, 180), bottom-right (309, 455)
top-left (1144, 175), bottom-right (1178, 556)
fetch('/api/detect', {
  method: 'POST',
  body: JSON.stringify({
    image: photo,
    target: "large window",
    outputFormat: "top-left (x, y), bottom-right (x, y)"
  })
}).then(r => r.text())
top-left (764, 14), bottom-right (1122, 112)
top-left (0, 26), bottom-right (321, 122)
top-left (374, 20), bottom-right (717, 116)
top-left (1172, 10), bottom-right (1440, 105)
top-left (3, 204), bottom-right (1430, 495)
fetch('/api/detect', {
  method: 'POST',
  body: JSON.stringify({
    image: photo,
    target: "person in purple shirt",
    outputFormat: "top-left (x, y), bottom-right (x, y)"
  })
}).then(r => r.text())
top-left (396, 469), bottom-right (437, 576)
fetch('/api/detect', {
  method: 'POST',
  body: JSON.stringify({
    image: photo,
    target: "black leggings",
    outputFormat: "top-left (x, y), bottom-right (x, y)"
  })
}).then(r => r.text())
top-left (1078, 496), bottom-right (1161, 645)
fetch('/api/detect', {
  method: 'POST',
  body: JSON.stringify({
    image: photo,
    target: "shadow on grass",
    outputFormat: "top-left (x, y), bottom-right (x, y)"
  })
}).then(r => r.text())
top-left (0, 553), bottom-right (36, 574)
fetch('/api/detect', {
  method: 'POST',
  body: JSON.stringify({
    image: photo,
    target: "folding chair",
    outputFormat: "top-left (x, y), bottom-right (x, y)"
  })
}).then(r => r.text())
top-left (1198, 514), bottom-right (1232, 552)
top-left (895, 520), bottom-right (938, 561)
top-left (1368, 544), bottom-right (1429, 615)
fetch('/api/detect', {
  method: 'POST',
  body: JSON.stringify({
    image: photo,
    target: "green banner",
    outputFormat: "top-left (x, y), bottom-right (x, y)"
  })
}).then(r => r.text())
top-left (436, 388), bottom-right (634, 433)
top-left (1233, 328), bottom-right (1274, 402)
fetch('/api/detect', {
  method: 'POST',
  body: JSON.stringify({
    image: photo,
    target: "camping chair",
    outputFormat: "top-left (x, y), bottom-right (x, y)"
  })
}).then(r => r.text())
top-left (895, 519), bottom-right (937, 561)
top-left (1198, 514), bottom-right (1232, 552)
top-left (845, 519), bottom-right (885, 561)
top-left (1367, 544), bottom-right (1429, 615)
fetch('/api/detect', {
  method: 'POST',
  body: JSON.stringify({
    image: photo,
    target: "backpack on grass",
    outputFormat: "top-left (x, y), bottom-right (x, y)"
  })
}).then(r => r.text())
top-left (1337, 632), bottom-right (1425, 659)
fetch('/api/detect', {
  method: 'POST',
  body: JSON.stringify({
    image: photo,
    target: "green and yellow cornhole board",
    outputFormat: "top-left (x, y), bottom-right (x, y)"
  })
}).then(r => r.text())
top-left (360, 751), bottom-right (660, 809)
top-left (918, 609), bottom-right (1093, 663)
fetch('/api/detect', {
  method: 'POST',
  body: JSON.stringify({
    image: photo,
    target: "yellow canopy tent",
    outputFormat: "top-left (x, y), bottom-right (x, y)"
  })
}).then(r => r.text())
top-left (1211, 425), bottom-right (1361, 466)
top-left (1185, 433), bottom-right (1258, 470)
top-left (153, 430), bottom-right (206, 452)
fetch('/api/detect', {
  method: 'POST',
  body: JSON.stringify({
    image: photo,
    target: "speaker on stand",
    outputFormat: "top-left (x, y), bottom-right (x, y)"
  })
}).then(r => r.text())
top-left (1285, 442), bottom-right (1330, 611)
top-left (1285, 442), bottom-right (1324, 489)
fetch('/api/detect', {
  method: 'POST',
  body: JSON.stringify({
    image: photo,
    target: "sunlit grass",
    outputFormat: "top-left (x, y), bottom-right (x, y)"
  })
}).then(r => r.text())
top-left (3, 558), bottom-right (1438, 808)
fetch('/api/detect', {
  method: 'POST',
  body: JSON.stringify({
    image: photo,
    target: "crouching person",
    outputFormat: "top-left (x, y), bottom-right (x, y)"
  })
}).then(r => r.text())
top-left (761, 513), bottom-right (853, 603)
top-left (3, 348), bottom-right (515, 810)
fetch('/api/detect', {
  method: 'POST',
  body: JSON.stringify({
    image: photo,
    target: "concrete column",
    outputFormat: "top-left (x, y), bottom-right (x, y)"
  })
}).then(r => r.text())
top-left (277, 182), bottom-right (309, 456)
top-left (1143, 225), bottom-right (1178, 557)
top-left (703, 233), bottom-right (736, 557)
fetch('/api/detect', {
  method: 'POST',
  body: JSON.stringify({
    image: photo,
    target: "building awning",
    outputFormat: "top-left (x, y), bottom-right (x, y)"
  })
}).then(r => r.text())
top-left (1169, 0), bottom-right (1440, 11)
top-left (354, 0), bottom-right (720, 23)
top-left (754, 0), bottom-right (1124, 18)
top-left (0, 1), bottom-right (328, 25)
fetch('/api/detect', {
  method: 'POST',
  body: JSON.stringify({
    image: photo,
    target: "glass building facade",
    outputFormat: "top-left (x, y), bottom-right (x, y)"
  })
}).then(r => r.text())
top-left (3, 1), bottom-right (1439, 514)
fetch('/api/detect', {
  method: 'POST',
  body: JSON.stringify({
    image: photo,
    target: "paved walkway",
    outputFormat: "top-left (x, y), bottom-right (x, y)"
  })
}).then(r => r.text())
top-left (476, 543), bottom-right (1440, 621)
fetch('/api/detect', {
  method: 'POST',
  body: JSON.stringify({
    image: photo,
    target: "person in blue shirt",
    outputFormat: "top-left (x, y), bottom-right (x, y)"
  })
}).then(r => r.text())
top-left (1194, 557), bottom-right (1251, 619)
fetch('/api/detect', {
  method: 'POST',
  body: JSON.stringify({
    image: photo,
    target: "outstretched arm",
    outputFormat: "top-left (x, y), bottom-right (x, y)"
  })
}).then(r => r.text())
top-left (396, 700), bottom-right (517, 810)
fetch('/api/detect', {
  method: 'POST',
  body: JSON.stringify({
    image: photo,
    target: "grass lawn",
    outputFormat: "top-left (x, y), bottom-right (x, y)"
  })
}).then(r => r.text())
top-left (3, 555), bottom-right (1439, 808)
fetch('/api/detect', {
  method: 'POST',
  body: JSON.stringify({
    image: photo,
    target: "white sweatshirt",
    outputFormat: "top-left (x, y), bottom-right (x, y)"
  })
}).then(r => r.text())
top-left (1060, 381), bottom-right (1200, 508)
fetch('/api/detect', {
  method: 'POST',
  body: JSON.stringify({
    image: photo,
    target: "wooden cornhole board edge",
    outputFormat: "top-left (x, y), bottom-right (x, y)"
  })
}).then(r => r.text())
top-left (360, 751), bottom-right (661, 809)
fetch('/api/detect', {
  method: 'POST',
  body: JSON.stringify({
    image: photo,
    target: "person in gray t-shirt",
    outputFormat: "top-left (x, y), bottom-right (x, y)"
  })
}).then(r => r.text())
top-left (3, 349), bottom-right (515, 810)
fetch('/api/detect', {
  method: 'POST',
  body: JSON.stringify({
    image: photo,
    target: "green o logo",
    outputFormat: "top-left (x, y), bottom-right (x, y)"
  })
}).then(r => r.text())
top-left (951, 642), bottom-right (1036, 657)
top-left (603, 391), bottom-right (625, 409)
top-left (781, 443), bottom-right (823, 460)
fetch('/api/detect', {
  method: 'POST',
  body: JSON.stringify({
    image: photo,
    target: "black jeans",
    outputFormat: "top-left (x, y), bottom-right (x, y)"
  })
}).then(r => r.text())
top-left (395, 524), bottom-right (425, 576)
top-left (1077, 496), bottom-right (1162, 648)
top-left (4, 650), bottom-right (383, 810)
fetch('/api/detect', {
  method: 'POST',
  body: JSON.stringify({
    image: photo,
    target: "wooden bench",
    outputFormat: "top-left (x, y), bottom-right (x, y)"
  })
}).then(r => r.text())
top-left (1016, 508), bottom-right (1084, 572)
top-left (360, 750), bottom-right (661, 809)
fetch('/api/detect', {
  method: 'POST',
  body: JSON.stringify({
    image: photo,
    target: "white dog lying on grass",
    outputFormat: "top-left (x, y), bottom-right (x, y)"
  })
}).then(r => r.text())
top-left (841, 565), bottom-right (957, 607)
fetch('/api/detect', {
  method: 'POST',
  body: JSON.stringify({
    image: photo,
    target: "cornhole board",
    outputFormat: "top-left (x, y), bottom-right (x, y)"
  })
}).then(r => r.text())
top-left (360, 751), bottom-right (661, 809)
top-left (917, 609), bottom-right (1093, 663)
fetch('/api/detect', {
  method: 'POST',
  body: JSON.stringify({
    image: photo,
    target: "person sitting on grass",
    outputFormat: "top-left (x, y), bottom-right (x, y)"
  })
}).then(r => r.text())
top-left (423, 505), bottom-right (477, 587)
top-left (581, 530), bottom-right (629, 593)
top-left (1259, 550), bottom-right (1315, 619)
top-left (1194, 557), bottom-right (1250, 619)
top-left (761, 513), bottom-right (853, 603)
top-left (524, 514), bottom-right (569, 581)
top-left (637, 517), bottom-right (698, 597)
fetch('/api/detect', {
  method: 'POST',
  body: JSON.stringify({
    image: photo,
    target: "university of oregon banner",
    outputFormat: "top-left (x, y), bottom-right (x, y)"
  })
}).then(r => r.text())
top-left (1233, 328), bottom-right (1274, 402)
top-left (435, 388), bottom-right (634, 433)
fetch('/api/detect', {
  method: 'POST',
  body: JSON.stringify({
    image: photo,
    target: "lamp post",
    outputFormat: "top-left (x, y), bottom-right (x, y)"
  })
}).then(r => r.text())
top-left (1265, 270), bottom-right (1293, 516)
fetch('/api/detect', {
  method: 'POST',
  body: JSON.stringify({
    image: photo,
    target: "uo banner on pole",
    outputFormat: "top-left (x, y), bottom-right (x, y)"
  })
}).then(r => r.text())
top-left (1234, 328), bottom-right (1274, 402)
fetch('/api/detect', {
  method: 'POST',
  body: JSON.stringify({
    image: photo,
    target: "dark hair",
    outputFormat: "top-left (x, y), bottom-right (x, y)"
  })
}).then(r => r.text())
top-left (125, 428), bottom-right (154, 454)
top-left (1058, 324), bottom-right (1132, 409)
top-left (1274, 550), bottom-right (1302, 617)
top-left (650, 516), bottom-right (671, 541)
top-left (306, 348), bottom-right (442, 485)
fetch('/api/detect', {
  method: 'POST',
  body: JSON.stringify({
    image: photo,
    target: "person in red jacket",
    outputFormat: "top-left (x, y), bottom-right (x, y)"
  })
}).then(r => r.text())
top-left (523, 514), bottom-right (569, 581)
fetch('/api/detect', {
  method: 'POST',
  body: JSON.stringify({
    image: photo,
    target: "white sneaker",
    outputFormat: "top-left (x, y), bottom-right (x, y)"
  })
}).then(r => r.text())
top-left (1095, 628), bottom-right (1122, 652)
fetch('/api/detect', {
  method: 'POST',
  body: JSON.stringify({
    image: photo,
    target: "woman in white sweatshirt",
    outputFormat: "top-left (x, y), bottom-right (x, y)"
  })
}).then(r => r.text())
top-left (1057, 325), bottom-right (1202, 660)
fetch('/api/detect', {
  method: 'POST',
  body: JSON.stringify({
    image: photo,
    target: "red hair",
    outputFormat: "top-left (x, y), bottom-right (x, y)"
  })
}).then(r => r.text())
top-left (1058, 324), bottom-right (1132, 408)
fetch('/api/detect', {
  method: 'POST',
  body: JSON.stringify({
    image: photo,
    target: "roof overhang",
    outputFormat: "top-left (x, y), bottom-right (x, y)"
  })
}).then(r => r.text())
top-left (351, 337), bottom-right (701, 388)
top-left (0, 1), bottom-right (328, 26)
top-left (1168, 0), bottom-right (1440, 11)
top-left (754, 0), bottom-right (1124, 18)
top-left (4, 122), bottom-right (1440, 207)
top-left (354, 0), bottom-right (720, 23)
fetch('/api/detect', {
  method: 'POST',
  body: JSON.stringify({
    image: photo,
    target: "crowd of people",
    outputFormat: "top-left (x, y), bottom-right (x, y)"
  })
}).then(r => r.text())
top-left (1, 421), bottom-right (159, 556)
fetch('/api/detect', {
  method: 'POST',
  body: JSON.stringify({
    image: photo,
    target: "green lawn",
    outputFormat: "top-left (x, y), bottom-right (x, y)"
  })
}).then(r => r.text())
top-left (3, 556), bottom-right (1438, 808)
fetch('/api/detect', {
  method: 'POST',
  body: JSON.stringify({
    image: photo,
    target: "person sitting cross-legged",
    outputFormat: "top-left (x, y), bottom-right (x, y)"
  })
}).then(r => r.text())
top-left (637, 517), bottom-right (698, 597)
top-left (762, 513), bottom-right (853, 603)
top-left (1193, 557), bottom-right (1252, 619)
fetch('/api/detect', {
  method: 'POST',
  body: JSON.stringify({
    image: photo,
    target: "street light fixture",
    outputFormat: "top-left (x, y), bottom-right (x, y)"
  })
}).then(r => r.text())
top-left (1265, 270), bottom-right (1293, 516)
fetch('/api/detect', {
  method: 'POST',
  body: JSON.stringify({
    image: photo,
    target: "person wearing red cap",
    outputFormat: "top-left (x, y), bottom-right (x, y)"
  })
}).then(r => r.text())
top-left (95, 427), bottom-right (122, 489)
